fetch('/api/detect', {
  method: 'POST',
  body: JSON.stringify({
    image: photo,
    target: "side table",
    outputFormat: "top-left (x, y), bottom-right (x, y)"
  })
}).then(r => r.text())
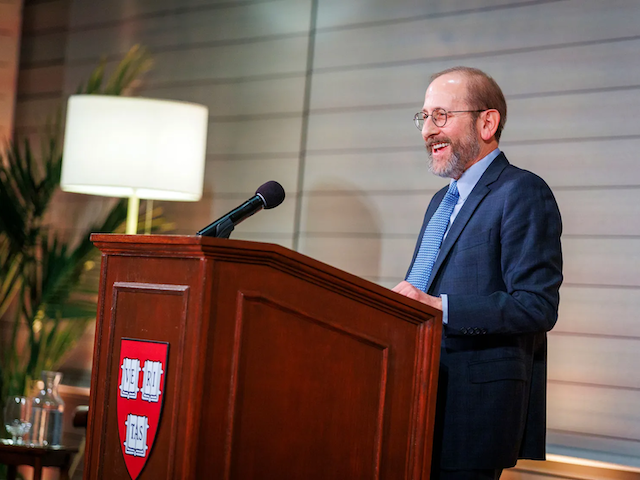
top-left (0, 440), bottom-right (78, 480)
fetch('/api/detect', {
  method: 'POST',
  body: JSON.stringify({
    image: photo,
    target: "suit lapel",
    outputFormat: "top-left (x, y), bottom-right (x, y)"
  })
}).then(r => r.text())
top-left (425, 153), bottom-right (510, 293)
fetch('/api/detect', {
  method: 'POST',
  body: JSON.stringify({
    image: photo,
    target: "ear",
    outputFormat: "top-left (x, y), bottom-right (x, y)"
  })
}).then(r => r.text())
top-left (477, 109), bottom-right (500, 141)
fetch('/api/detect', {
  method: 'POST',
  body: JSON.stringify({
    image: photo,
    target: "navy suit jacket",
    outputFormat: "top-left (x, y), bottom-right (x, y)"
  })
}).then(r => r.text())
top-left (407, 153), bottom-right (563, 470)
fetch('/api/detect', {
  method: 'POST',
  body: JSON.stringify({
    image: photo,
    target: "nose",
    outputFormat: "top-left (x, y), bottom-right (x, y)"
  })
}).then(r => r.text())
top-left (422, 117), bottom-right (439, 140)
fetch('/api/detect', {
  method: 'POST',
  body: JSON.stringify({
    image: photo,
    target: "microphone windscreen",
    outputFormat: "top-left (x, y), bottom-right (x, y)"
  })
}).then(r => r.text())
top-left (256, 181), bottom-right (285, 209)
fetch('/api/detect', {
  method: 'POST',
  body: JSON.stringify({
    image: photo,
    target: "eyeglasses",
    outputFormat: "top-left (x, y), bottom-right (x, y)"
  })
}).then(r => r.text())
top-left (413, 108), bottom-right (489, 130)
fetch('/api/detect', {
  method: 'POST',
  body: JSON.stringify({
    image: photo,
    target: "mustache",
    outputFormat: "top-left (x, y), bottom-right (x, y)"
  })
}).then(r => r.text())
top-left (425, 136), bottom-right (452, 149)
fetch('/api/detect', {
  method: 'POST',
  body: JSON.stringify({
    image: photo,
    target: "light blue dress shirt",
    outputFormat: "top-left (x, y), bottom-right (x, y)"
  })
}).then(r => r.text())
top-left (441, 148), bottom-right (501, 323)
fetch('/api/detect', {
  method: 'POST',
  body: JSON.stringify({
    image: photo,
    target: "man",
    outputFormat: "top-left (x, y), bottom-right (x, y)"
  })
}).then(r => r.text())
top-left (392, 67), bottom-right (563, 480)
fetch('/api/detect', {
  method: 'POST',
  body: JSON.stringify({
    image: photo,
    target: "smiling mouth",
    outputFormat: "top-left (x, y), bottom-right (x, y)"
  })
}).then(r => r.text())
top-left (431, 142), bottom-right (450, 154)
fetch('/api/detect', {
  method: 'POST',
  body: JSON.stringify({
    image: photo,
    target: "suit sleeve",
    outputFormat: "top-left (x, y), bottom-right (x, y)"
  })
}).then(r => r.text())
top-left (445, 173), bottom-right (563, 336)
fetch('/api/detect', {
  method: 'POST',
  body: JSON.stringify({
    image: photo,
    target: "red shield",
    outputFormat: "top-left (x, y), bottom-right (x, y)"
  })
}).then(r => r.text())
top-left (117, 338), bottom-right (169, 480)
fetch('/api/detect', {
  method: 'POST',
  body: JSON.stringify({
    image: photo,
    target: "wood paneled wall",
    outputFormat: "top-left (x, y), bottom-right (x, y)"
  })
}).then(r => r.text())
top-left (11, 0), bottom-right (640, 473)
top-left (0, 0), bottom-right (23, 142)
top-left (13, 0), bottom-right (69, 138)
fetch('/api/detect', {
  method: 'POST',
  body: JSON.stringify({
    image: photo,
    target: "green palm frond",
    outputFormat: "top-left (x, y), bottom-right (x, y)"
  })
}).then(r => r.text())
top-left (37, 198), bottom-right (127, 319)
top-left (0, 237), bottom-right (23, 319)
top-left (79, 60), bottom-right (106, 94)
top-left (78, 45), bottom-right (154, 96)
top-left (0, 45), bottom-right (155, 402)
top-left (103, 45), bottom-right (154, 95)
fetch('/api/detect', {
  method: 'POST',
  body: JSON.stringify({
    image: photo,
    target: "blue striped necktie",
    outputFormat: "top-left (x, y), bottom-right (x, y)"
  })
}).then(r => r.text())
top-left (406, 181), bottom-right (459, 292)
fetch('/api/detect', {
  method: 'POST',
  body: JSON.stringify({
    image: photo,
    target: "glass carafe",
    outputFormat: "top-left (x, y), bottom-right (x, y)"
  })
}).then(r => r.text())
top-left (30, 371), bottom-right (65, 446)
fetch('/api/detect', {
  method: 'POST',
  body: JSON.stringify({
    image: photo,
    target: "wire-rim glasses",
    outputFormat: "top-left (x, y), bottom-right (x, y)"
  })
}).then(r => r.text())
top-left (413, 108), bottom-right (489, 130)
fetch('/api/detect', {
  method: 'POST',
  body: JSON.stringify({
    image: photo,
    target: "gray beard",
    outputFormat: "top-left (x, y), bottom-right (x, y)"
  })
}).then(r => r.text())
top-left (427, 151), bottom-right (467, 179)
top-left (426, 129), bottom-right (480, 179)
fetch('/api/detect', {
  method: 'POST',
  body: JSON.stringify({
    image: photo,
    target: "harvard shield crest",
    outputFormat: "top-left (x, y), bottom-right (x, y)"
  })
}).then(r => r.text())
top-left (117, 338), bottom-right (169, 479)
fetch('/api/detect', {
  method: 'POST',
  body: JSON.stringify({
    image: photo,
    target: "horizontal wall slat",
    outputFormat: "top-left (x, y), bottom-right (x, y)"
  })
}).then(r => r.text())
top-left (554, 189), bottom-right (640, 237)
top-left (548, 334), bottom-right (640, 389)
top-left (306, 89), bottom-right (640, 151)
top-left (20, 31), bottom-right (68, 65)
top-left (63, 36), bottom-right (309, 93)
top-left (294, 188), bottom-right (640, 238)
top-left (505, 89), bottom-right (640, 142)
top-left (153, 197), bottom-right (216, 235)
top-left (309, 37), bottom-right (640, 110)
top-left (160, 194), bottom-right (297, 237)
top-left (548, 382), bottom-right (640, 456)
top-left (297, 236), bottom-right (414, 280)
top-left (210, 196), bottom-right (296, 234)
top-left (204, 156), bottom-right (301, 196)
top-left (313, 0), bottom-right (640, 71)
top-left (68, 0), bottom-right (277, 28)
top-left (22, 0), bottom-right (70, 34)
top-left (555, 285), bottom-right (640, 338)
top-left (295, 236), bottom-right (640, 289)
top-left (17, 64), bottom-right (64, 95)
top-left (206, 117), bottom-right (303, 156)
top-left (66, 0), bottom-right (311, 62)
top-left (316, 0), bottom-right (539, 30)
top-left (504, 139), bottom-right (640, 188)
top-left (306, 107), bottom-right (413, 151)
top-left (299, 165), bottom-right (640, 237)
top-left (304, 151), bottom-right (440, 192)
top-left (144, 76), bottom-right (306, 117)
top-left (563, 238), bottom-right (640, 287)
top-left (303, 140), bottom-right (640, 193)
top-left (300, 192), bottom-right (432, 236)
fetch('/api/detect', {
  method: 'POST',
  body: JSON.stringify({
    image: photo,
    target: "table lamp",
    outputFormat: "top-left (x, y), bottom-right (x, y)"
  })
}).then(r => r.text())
top-left (60, 95), bottom-right (208, 234)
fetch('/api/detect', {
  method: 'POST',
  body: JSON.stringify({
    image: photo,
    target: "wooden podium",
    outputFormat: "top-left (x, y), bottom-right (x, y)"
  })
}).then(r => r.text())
top-left (85, 234), bottom-right (441, 479)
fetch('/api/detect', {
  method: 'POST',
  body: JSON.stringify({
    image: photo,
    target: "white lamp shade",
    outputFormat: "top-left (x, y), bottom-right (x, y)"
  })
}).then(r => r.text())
top-left (61, 95), bottom-right (208, 201)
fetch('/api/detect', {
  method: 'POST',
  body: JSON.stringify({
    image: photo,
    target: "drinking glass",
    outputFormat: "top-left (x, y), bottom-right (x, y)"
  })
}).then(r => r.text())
top-left (4, 396), bottom-right (32, 445)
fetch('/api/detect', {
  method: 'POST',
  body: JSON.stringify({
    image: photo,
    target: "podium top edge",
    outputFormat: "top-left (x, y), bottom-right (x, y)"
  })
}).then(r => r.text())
top-left (91, 233), bottom-right (228, 244)
top-left (90, 233), bottom-right (293, 260)
top-left (89, 234), bottom-right (442, 325)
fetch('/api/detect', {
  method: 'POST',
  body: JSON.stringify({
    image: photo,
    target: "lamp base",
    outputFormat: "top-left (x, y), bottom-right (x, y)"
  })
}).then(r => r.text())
top-left (126, 196), bottom-right (139, 234)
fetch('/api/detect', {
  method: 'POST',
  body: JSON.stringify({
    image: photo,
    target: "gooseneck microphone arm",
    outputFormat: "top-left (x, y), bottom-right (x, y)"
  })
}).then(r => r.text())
top-left (196, 181), bottom-right (285, 239)
top-left (196, 195), bottom-right (264, 238)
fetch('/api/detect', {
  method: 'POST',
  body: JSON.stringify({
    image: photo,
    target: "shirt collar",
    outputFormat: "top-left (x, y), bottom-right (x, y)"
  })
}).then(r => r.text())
top-left (451, 148), bottom-right (500, 201)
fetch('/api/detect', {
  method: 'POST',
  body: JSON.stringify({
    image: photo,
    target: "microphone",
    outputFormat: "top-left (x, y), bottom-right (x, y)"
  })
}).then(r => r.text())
top-left (196, 180), bottom-right (285, 238)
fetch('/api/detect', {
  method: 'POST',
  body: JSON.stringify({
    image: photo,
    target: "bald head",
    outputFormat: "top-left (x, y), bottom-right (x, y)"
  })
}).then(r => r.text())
top-left (431, 67), bottom-right (507, 141)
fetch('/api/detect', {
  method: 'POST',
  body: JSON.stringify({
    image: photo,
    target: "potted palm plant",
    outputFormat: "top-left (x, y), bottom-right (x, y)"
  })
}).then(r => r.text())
top-left (0, 45), bottom-right (154, 411)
